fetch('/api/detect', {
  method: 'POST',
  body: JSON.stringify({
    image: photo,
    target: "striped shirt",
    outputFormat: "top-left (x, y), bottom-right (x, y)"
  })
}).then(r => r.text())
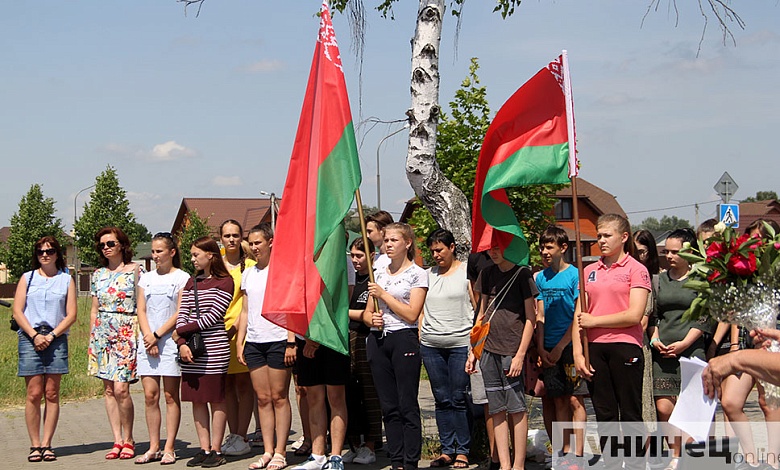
top-left (176, 276), bottom-right (234, 375)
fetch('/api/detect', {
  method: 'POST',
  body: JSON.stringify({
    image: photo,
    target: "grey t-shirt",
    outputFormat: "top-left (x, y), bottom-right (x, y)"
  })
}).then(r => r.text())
top-left (420, 262), bottom-right (474, 349)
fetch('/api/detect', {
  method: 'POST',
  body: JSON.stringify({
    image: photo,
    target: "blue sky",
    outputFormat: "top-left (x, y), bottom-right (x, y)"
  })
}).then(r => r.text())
top-left (2, 1), bottom-right (778, 235)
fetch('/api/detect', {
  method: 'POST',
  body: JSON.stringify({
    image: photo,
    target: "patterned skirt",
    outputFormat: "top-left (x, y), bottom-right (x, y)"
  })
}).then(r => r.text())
top-left (88, 311), bottom-right (139, 383)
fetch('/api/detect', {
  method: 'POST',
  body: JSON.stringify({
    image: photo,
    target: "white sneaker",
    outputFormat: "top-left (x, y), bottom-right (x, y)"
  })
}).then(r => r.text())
top-left (341, 450), bottom-right (357, 464)
top-left (353, 446), bottom-right (376, 465)
top-left (291, 436), bottom-right (306, 451)
top-left (222, 433), bottom-right (252, 456)
top-left (292, 455), bottom-right (327, 470)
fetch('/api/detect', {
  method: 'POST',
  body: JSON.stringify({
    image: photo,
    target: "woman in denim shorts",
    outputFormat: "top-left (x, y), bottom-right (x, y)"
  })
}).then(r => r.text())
top-left (12, 236), bottom-right (77, 462)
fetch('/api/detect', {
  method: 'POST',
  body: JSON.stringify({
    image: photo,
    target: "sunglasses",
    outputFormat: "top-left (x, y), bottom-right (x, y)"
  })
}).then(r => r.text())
top-left (154, 232), bottom-right (173, 239)
top-left (98, 240), bottom-right (119, 250)
top-left (36, 248), bottom-right (57, 256)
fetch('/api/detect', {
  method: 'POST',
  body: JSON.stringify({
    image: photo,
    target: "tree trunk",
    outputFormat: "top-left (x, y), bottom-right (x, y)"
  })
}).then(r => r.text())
top-left (406, 0), bottom-right (472, 261)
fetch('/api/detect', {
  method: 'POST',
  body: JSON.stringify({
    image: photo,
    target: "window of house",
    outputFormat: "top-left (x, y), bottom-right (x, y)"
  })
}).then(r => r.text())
top-left (554, 198), bottom-right (573, 221)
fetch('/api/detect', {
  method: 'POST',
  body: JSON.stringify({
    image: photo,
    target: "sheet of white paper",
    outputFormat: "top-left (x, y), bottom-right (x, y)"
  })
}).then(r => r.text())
top-left (668, 356), bottom-right (717, 442)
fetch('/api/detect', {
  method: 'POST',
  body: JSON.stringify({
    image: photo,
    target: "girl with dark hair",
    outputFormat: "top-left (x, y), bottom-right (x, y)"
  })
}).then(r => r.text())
top-left (219, 220), bottom-right (257, 456)
top-left (88, 226), bottom-right (144, 460)
top-left (175, 236), bottom-right (234, 467)
top-left (632, 230), bottom-right (659, 276)
top-left (647, 228), bottom-right (711, 469)
top-left (420, 229), bottom-right (474, 468)
top-left (363, 222), bottom-right (428, 470)
top-left (134, 232), bottom-right (190, 464)
top-left (574, 214), bottom-right (650, 470)
top-left (343, 236), bottom-right (382, 465)
top-left (12, 236), bottom-right (77, 462)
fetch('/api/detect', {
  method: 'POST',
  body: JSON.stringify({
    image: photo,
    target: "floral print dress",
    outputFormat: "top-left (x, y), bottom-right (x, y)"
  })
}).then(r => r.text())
top-left (88, 266), bottom-right (145, 382)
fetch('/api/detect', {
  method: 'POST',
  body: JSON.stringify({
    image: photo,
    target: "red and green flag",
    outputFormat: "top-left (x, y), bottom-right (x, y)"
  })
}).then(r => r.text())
top-left (472, 52), bottom-right (578, 265)
top-left (262, 2), bottom-right (361, 355)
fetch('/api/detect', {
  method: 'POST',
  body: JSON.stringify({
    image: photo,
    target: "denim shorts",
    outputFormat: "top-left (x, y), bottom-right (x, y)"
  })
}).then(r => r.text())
top-left (244, 341), bottom-right (288, 370)
top-left (18, 334), bottom-right (69, 376)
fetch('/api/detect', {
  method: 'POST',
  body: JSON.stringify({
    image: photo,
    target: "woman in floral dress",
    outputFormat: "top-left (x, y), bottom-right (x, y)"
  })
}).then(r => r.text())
top-left (88, 226), bottom-right (144, 460)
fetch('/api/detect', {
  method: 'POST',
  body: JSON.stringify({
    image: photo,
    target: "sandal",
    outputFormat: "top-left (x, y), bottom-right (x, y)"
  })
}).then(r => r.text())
top-left (119, 441), bottom-right (136, 460)
top-left (452, 457), bottom-right (469, 469)
top-left (41, 447), bottom-right (57, 462)
top-left (135, 450), bottom-right (162, 464)
top-left (430, 455), bottom-right (454, 468)
top-left (267, 453), bottom-right (287, 470)
top-left (28, 447), bottom-right (43, 463)
top-left (106, 443), bottom-right (123, 460)
top-left (249, 452), bottom-right (273, 469)
top-left (664, 457), bottom-right (680, 470)
top-left (293, 440), bottom-right (312, 456)
top-left (161, 451), bottom-right (177, 465)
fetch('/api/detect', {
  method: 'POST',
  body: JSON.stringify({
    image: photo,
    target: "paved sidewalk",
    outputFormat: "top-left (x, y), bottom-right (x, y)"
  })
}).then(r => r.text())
top-left (0, 380), bottom-right (769, 469)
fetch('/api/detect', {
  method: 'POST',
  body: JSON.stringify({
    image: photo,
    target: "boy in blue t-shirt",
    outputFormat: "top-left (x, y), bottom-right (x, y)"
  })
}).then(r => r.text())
top-left (534, 226), bottom-right (586, 462)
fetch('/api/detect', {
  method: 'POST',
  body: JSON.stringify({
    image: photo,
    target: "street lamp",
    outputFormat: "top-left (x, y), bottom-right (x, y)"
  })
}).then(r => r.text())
top-left (73, 184), bottom-right (95, 287)
top-left (259, 191), bottom-right (278, 229)
top-left (375, 124), bottom-right (408, 210)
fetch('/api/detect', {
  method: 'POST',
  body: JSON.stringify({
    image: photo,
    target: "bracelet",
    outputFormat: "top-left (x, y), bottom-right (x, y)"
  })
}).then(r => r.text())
top-left (286, 342), bottom-right (297, 348)
top-left (50, 331), bottom-right (57, 340)
top-left (32, 333), bottom-right (40, 340)
top-left (153, 331), bottom-right (161, 339)
top-left (650, 338), bottom-right (660, 347)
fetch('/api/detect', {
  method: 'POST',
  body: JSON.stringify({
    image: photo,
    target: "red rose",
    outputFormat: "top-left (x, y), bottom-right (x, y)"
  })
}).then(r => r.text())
top-left (706, 241), bottom-right (726, 259)
top-left (726, 252), bottom-right (757, 276)
top-left (707, 269), bottom-right (722, 282)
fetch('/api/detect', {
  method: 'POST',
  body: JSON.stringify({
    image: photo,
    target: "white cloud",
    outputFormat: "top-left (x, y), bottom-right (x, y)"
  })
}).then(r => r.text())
top-left (149, 140), bottom-right (196, 161)
top-left (238, 59), bottom-right (284, 73)
top-left (212, 176), bottom-right (243, 187)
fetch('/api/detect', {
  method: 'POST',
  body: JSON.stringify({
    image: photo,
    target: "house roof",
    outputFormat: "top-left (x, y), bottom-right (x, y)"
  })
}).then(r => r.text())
top-left (171, 198), bottom-right (275, 237)
top-left (555, 178), bottom-right (626, 218)
top-left (736, 200), bottom-right (780, 231)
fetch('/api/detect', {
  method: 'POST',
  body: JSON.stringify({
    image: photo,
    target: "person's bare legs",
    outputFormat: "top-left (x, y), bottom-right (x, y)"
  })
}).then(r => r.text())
top-left (162, 376), bottom-right (181, 454)
top-left (510, 411), bottom-right (528, 470)
top-left (484, 405), bottom-right (498, 465)
top-left (570, 395), bottom-right (586, 457)
top-left (326, 385), bottom-right (347, 456)
top-left (268, 367), bottom-right (292, 456)
top-left (41, 374), bottom-right (62, 448)
top-left (721, 373), bottom-right (757, 466)
top-left (113, 381), bottom-right (135, 444)
top-left (251, 365), bottom-right (277, 452)
top-left (492, 412), bottom-right (511, 470)
top-left (226, 372), bottom-right (254, 438)
top-left (758, 383), bottom-right (780, 469)
top-left (192, 402), bottom-right (212, 451)
top-left (305, 385), bottom-right (328, 456)
top-left (655, 396), bottom-right (680, 458)
top-left (25, 375), bottom-right (44, 448)
top-left (103, 379), bottom-right (123, 444)
top-left (295, 378), bottom-right (312, 451)
top-left (141, 376), bottom-right (163, 452)
top-left (210, 402), bottom-right (228, 452)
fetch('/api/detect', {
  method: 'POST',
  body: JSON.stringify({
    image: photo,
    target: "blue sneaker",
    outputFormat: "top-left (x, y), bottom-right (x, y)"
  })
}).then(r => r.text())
top-left (322, 456), bottom-right (344, 470)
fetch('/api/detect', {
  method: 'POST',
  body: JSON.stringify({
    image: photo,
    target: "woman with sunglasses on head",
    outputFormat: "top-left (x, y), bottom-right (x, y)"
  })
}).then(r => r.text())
top-left (88, 226), bottom-right (145, 460)
top-left (218, 220), bottom-right (257, 457)
top-left (12, 236), bottom-right (77, 462)
top-left (134, 232), bottom-right (190, 464)
top-left (175, 237), bottom-right (234, 468)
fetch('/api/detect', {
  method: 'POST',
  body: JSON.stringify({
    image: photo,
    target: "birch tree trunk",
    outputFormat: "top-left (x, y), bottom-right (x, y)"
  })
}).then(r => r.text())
top-left (406, 0), bottom-right (472, 261)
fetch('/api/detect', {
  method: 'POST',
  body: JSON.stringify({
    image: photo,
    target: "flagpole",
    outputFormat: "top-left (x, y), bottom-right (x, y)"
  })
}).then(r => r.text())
top-left (562, 49), bottom-right (589, 369)
top-left (354, 189), bottom-right (382, 321)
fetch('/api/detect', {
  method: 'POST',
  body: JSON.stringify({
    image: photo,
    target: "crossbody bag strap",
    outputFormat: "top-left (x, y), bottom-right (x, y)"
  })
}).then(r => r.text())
top-left (483, 267), bottom-right (522, 324)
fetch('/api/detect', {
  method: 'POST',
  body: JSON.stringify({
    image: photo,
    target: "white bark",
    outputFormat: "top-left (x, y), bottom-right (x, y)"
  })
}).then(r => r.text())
top-left (406, 0), bottom-right (472, 261)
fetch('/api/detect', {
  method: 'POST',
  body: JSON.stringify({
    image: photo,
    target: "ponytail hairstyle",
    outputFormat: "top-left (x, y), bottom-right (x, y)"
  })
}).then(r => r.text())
top-left (220, 219), bottom-right (248, 272)
top-left (191, 236), bottom-right (230, 279)
top-left (597, 214), bottom-right (633, 257)
top-left (152, 232), bottom-right (181, 268)
top-left (384, 222), bottom-right (417, 261)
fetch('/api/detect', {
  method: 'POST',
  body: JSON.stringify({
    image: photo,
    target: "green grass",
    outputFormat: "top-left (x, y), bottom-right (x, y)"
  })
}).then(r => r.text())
top-left (0, 297), bottom-right (104, 409)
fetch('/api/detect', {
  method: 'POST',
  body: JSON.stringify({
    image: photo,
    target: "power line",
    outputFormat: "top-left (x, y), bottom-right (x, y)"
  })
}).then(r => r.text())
top-left (624, 200), bottom-right (717, 215)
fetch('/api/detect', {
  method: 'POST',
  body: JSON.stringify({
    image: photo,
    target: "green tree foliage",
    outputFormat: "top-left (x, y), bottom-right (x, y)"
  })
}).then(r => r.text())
top-left (743, 190), bottom-right (779, 202)
top-left (0, 184), bottom-right (66, 280)
top-left (634, 215), bottom-right (692, 232)
top-left (73, 166), bottom-right (142, 267)
top-left (175, 209), bottom-right (211, 275)
top-left (345, 205), bottom-right (379, 233)
top-left (409, 58), bottom-right (564, 264)
top-left (129, 221), bottom-right (153, 242)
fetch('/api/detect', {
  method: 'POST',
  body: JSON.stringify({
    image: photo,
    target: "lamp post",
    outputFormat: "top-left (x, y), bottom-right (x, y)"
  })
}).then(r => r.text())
top-left (375, 124), bottom-right (408, 210)
top-left (73, 184), bottom-right (95, 290)
top-left (260, 191), bottom-right (278, 229)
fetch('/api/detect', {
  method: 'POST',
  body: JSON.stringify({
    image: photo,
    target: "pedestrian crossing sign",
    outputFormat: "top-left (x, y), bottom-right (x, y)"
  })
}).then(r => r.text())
top-left (719, 203), bottom-right (739, 228)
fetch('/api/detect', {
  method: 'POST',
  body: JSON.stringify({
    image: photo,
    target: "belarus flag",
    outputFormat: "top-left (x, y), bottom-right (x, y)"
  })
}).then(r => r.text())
top-left (262, 2), bottom-right (361, 355)
top-left (472, 52), bottom-right (578, 266)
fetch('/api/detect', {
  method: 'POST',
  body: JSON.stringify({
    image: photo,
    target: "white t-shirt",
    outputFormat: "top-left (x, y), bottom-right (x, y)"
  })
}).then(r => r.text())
top-left (373, 253), bottom-right (390, 273)
top-left (372, 262), bottom-right (428, 332)
top-left (241, 264), bottom-right (288, 343)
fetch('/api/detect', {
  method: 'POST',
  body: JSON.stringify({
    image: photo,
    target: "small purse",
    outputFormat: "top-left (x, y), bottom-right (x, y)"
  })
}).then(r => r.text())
top-left (469, 267), bottom-right (521, 359)
top-left (10, 271), bottom-right (35, 332)
top-left (184, 276), bottom-right (207, 359)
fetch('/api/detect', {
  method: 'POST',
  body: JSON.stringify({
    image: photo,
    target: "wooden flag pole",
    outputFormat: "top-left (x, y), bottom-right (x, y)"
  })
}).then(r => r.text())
top-left (571, 176), bottom-right (590, 369)
top-left (354, 189), bottom-right (382, 321)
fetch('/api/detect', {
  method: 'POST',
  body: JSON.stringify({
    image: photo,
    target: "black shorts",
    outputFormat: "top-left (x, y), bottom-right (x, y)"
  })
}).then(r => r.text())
top-left (244, 341), bottom-right (287, 370)
top-left (540, 344), bottom-right (588, 398)
top-left (295, 338), bottom-right (350, 386)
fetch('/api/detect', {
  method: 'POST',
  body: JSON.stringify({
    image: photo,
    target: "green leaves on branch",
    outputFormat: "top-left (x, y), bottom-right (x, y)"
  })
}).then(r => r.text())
top-left (176, 209), bottom-right (211, 275)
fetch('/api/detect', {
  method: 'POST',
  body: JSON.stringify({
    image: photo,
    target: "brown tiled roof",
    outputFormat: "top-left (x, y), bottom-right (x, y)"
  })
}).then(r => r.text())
top-left (171, 198), bottom-right (275, 237)
top-left (555, 178), bottom-right (626, 218)
top-left (736, 200), bottom-right (780, 230)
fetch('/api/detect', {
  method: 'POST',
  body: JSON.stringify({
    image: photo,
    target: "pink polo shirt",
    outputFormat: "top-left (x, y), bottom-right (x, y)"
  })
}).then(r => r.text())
top-left (583, 254), bottom-right (651, 347)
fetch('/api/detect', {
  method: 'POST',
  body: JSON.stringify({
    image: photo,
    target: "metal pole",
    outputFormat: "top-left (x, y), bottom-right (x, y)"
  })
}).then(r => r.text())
top-left (375, 125), bottom-right (407, 210)
top-left (73, 184), bottom-right (95, 291)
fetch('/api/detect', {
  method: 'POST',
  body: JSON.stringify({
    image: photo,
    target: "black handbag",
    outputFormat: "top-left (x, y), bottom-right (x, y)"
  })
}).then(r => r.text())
top-left (9, 271), bottom-right (34, 331)
top-left (184, 276), bottom-right (207, 359)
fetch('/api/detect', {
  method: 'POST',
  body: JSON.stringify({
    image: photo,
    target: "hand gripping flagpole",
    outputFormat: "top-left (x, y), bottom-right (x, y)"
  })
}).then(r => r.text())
top-left (354, 189), bottom-right (382, 329)
top-left (562, 50), bottom-right (590, 370)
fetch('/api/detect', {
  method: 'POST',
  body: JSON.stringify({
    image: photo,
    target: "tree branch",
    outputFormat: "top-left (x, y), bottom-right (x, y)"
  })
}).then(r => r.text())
top-left (177, 0), bottom-right (206, 17)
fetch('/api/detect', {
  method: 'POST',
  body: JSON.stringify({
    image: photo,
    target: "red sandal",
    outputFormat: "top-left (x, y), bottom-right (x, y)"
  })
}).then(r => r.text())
top-left (105, 443), bottom-right (123, 460)
top-left (119, 441), bottom-right (135, 460)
